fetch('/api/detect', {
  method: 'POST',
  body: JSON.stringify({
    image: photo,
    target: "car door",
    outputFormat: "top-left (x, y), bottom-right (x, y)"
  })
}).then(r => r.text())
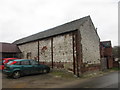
top-left (29, 60), bottom-right (41, 74)
top-left (37, 64), bottom-right (45, 73)
top-left (20, 60), bottom-right (33, 75)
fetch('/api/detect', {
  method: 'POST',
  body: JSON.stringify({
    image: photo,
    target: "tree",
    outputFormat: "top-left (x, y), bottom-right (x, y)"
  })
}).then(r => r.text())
top-left (112, 46), bottom-right (120, 58)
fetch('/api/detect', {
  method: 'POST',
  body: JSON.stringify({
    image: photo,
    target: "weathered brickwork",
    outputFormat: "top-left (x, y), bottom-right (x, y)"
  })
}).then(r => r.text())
top-left (18, 33), bottom-right (74, 71)
top-left (15, 16), bottom-right (101, 75)
top-left (100, 41), bottom-right (113, 69)
top-left (18, 41), bottom-right (38, 60)
top-left (107, 57), bottom-right (113, 68)
top-left (39, 38), bottom-right (51, 63)
top-left (53, 33), bottom-right (73, 70)
top-left (79, 18), bottom-right (100, 66)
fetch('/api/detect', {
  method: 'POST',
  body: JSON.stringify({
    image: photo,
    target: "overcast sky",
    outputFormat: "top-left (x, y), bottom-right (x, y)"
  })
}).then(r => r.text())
top-left (0, 0), bottom-right (119, 46)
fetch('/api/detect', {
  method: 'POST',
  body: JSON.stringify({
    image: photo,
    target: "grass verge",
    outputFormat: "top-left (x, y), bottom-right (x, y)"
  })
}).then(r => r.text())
top-left (50, 69), bottom-right (76, 79)
top-left (109, 67), bottom-right (120, 71)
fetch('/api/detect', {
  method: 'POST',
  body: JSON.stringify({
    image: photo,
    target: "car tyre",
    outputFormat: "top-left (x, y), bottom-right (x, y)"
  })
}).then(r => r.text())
top-left (12, 71), bottom-right (21, 79)
top-left (43, 68), bottom-right (50, 73)
top-left (43, 69), bottom-right (47, 74)
top-left (46, 68), bottom-right (50, 73)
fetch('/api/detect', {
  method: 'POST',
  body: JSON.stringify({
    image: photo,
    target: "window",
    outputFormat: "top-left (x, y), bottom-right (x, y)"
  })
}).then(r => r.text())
top-left (102, 42), bottom-right (111, 48)
top-left (14, 61), bottom-right (21, 65)
top-left (21, 61), bottom-right (30, 65)
top-left (26, 52), bottom-right (31, 59)
top-left (7, 61), bottom-right (14, 65)
top-left (30, 60), bottom-right (38, 65)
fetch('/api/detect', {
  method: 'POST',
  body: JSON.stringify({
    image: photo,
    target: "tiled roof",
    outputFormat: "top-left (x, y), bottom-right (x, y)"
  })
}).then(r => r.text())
top-left (0, 42), bottom-right (21, 53)
top-left (13, 16), bottom-right (90, 45)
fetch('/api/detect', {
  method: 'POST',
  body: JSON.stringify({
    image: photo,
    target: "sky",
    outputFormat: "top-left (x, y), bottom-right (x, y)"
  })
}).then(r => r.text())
top-left (0, 0), bottom-right (119, 46)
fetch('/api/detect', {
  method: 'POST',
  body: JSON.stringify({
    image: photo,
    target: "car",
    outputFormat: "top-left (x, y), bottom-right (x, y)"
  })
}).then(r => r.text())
top-left (3, 59), bottom-right (50, 79)
top-left (0, 58), bottom-right (19, 70)
top-left (3, 58), bottom-right (19, 64)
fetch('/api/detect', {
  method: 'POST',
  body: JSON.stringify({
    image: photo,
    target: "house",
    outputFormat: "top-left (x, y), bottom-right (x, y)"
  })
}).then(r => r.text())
top-left (13, 16), bottom-right (101, 76)
top-left (100, 41), bottom-right (113, 69)
top-left (0, 42), bottom-right (21, 60)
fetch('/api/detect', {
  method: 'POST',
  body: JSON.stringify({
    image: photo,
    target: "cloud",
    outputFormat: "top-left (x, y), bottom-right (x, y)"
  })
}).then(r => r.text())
top-left (0, 0), bottom-right (118, 46)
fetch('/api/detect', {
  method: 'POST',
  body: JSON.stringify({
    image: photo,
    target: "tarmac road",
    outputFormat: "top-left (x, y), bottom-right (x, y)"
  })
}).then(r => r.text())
top-left (59, 71), bottom-right (119, 88)
top-left (1, 70), bottom-right (119, 89)
top-left (2, 70), bottom-right (76, 88)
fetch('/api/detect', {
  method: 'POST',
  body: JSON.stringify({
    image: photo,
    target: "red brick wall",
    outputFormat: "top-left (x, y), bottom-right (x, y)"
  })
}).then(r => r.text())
top-left (104, 48), bottom-right (112, 56)
top-left (81, 64), bottom-right (101, 73)
top-left (107, 57), bottom-right (113, 68)
top-left (100, 46), bottom-right (104, 57)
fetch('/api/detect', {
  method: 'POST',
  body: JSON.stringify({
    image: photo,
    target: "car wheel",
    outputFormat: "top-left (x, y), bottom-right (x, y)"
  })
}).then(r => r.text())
top-left (42, 69), bottom-right (48, 74)
top-left (12, 71), bottom-right (21, 79)
top-left (46, 68), bottom-right (50, 73)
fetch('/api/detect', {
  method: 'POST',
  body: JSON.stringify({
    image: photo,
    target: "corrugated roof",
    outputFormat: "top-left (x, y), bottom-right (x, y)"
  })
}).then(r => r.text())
top-left (0, 42), bottom-right (21, 53)
top-left (13, 16), bottom-right (90, 45)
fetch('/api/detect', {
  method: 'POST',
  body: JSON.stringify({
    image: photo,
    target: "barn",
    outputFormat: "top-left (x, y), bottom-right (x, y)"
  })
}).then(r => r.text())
top-left (13, 16), bottom-right (101, 76)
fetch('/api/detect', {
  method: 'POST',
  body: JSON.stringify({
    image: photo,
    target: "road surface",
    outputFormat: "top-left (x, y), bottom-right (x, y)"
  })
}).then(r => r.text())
top-left (59, 71), bottom-right (119, 88)
top-left (1, 70), bottom-right (119, 89)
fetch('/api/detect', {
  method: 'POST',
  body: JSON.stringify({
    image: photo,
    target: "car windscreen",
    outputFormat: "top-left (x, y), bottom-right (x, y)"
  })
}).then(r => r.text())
top-left (7, 61), bottom-right (14, 65)
top-left (3, 60), bottom-right (5, 63)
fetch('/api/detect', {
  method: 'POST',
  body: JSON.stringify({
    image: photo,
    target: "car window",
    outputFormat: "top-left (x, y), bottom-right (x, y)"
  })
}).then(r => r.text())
top-left (21, 61), bottom-right (30, 65)
top-left (30, 60), bottom-right (38, 65)
top-left (9, 59), bottom-right (16, 61)
top-left (14, 61), bottom-right (21, 65)
top-left (7, 61), bottom-right (14, 65)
